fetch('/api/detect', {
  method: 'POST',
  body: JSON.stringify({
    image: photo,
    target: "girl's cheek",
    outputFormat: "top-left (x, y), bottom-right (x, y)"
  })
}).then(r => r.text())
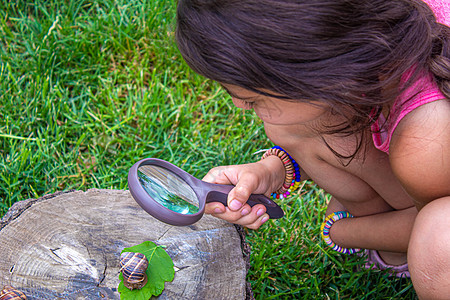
top-left (232, 97), bottom-right (246, 109)
top-left (260, 100), bottom-right (283, 119)
top-left (254, 105), bottom-right (280, 121)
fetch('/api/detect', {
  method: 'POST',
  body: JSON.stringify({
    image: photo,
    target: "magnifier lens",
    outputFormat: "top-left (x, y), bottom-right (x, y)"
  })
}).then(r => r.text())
top-left (137, 165), bottom-right (200, 214)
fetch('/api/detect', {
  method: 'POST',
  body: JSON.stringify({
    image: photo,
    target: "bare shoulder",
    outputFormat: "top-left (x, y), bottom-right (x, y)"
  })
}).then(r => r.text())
top-left (389, 99), bottom-right (450, 208)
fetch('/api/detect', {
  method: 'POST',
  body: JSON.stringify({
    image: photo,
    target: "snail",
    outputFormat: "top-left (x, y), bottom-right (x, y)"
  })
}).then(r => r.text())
top-left (0, 286), bottom-right (27, 300)
top-left (120, 252), bottom-right (149, 290)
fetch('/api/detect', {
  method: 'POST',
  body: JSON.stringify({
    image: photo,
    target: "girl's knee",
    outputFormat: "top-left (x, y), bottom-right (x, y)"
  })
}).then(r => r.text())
top-left (408, 197), bottom-right (450, 299)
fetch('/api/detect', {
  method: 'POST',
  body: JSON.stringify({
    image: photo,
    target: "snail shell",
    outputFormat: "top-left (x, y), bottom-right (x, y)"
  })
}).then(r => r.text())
top-left (120, 252), bottom-right (149, 290)
top-left (0, 286), bottom-right (27, 300)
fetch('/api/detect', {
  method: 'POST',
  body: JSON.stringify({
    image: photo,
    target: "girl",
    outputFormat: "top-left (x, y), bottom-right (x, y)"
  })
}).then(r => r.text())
top-left (175, 0), bottom-right (450, 298)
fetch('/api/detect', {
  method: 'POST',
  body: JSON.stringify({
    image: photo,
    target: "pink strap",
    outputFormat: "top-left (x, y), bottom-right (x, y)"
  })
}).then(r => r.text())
top-left (371, 69), bottom-right (445, 154)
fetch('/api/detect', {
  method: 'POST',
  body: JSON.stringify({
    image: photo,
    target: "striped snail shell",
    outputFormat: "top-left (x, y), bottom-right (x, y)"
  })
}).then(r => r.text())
top-left (0, 286), bottom-right (27, 300)
top-left (120, 252), bottom-right (149, 290)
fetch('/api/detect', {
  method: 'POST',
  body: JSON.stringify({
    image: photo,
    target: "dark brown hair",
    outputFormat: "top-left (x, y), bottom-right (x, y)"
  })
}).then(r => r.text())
top-left (176, 0), bottom-right (450, 159)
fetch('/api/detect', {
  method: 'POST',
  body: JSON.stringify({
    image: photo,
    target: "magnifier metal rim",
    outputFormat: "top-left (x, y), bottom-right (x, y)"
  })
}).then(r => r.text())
top-left (128, 158), bottom-right (205, 226)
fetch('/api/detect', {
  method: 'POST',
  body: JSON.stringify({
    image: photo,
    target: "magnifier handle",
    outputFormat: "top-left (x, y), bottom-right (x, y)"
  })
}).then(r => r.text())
top-left (247, 194), bottom-right (284, 219)
top-left (205, 186), bottom-right (284, 219)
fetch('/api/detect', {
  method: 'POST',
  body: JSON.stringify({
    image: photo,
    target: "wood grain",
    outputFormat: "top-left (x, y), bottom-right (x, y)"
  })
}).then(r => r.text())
top-left (0, 189), bottom-right (251, 300)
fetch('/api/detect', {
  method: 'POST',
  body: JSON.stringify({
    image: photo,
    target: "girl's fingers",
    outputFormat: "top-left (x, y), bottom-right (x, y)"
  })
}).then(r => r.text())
top-left (233, 207), bottom-right (270, 230)
top-left (205, 202), bottom-right (226, 214)
top-left (202, 169), bottom-right (221, 184)
top-left (227, 173), bottom-right (260, 211)
top-left (232, 204), bottom-right (269, 230)
top-left (202, 166), bottom-right (235, 185)
top-left (245, 214), bottom-right (270, 230)
top-left (209, 203), bottom-right (268, 228)
top-left (209, 203), bottom-right (252, 221)
top-left (202, 163), bottom-right (271, 229)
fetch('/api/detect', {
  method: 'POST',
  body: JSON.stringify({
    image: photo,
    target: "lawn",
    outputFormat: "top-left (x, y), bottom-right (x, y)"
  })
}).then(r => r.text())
top-left (0, 0), bottom-right (416, 298)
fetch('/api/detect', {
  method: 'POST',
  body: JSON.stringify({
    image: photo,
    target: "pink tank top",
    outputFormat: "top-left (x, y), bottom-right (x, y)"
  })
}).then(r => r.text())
top-left (423, 0), bottom-right (450, 26)
top-left (371, 0), bottom-right (448, 154)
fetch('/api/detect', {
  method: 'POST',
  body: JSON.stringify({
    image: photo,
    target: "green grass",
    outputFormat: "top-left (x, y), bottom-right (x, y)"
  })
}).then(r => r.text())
top-left (0, 1), bottom-right (416, 298)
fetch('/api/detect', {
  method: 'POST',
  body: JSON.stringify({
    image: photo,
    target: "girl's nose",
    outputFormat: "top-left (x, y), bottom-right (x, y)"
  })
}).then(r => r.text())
top-left (232, 97), bottom-right (253, 110)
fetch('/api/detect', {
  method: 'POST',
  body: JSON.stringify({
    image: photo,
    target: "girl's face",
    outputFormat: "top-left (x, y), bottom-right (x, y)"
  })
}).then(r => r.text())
top-left (223, 84), bottom-right (329, 127)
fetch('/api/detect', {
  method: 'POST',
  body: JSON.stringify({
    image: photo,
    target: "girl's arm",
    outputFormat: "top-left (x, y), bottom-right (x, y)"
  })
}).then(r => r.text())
top-left (202, 154), bottom-right (311, 229)
top-left (389, 99), bottom-right (450, 210)
top-left (327, 196), bottom-right (417, 252)
top-left (329, 99), bottom-right (449, 252)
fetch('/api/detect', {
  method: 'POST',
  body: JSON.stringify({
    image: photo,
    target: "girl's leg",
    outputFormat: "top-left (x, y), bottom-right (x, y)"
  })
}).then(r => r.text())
top-left (408, 196), bottom-right (450, 299)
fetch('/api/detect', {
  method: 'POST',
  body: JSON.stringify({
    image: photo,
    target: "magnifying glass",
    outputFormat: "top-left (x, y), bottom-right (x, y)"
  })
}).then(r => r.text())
top-left (128, 158), bottom-right (284, 226)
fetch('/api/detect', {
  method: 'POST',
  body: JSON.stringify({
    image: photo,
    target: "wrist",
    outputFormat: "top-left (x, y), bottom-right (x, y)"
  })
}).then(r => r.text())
top-left (321, 211), bottom-right (361, 254)
top-left (260, 146), bottom-right (301, 199)
top-left (257, 155), bottom-right (285, 191)
top-left (329, 217), bottom-right (351, 247)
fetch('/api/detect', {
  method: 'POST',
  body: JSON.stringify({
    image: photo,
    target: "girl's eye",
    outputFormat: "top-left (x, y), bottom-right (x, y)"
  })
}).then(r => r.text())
top-left (243, 101), bottom-right (254, 108)
top-left (238, 98), bottom-right (254, 104)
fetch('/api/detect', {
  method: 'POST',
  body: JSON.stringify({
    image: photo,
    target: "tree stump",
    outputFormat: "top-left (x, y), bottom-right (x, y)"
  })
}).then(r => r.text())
top-left (0, 189), bottom-right (253, 300)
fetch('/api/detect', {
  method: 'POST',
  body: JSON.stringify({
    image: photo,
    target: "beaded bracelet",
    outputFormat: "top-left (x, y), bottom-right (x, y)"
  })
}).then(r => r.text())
top-left (320, 211), bottom-right (361, 254)
top-left (261, 146), bottom-right (301, 200)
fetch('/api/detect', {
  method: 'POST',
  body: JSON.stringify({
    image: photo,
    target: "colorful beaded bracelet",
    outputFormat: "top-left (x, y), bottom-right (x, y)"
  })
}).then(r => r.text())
top-left (320, 211), bottom-right (361, 255)
top-left (261, 146), bottom-right (301, 200)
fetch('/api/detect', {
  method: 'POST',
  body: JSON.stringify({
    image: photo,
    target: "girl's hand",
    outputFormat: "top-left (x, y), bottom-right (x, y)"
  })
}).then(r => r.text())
top-left (202, 156), bottom-right (284, 230)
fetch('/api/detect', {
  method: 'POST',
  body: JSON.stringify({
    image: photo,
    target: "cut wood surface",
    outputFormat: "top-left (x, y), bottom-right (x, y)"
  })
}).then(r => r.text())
top-left (0, 189), bottom-right (252, 300)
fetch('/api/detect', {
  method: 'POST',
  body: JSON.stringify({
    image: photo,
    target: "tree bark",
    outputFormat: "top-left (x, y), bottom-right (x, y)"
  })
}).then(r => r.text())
top-left (0, 189), bottom-right (252, 300)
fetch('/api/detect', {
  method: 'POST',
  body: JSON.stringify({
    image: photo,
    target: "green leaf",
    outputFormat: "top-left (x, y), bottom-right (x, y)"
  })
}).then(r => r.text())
top-left (118, 241), bottom-right (175, 300)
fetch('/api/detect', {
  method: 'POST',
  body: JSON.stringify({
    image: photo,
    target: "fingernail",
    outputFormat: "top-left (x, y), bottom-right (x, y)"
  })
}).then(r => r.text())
top-left (229, 200), bottom-right (242, 210)
top-left (261, 216), bottom-right (269, 224)
top-left (241, 208), bottom-right (250, 216)
top-left (214, 208), bottom-right (223, 214)
top-left (257, 209), bottom-right (265, 217)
